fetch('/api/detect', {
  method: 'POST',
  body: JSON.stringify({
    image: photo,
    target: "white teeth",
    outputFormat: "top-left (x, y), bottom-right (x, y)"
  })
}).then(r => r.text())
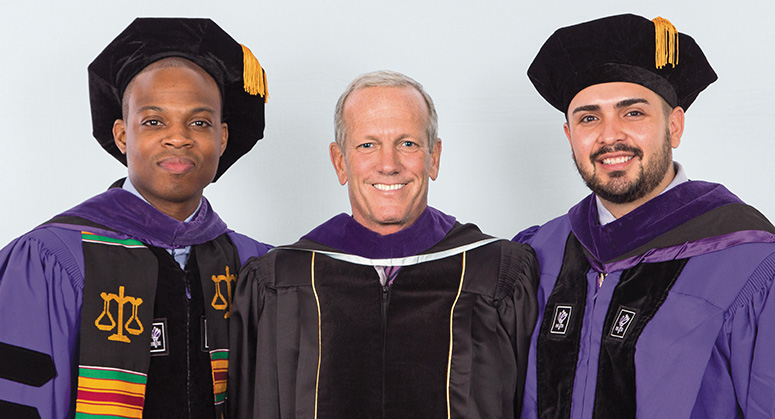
top-left (602, 156), bottom-right (633, 165)
top-left (373, 183), bottom-right (406, 191)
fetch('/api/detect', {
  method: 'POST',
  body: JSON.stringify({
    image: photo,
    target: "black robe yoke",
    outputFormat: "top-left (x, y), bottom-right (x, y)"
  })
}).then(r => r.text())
top-left (229, 222), bottom-right (538, 418)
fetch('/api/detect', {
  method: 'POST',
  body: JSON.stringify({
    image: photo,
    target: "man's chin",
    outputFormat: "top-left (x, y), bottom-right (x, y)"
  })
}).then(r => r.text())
top-left (585, 177), bottom-right (643, 204)
top-left (149, 184), bottom-right (204, 204)
top-left (361, 213), bottom-right (416, 235)
top-left (592, 183), bottom-right (648, 204)
top-left (375, 216), bottom-right (408, 228)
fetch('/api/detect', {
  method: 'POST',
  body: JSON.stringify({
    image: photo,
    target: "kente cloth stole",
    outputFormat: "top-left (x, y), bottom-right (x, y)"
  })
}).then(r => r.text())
top-left (536, 233), bottom-right (687, 419)
top-left (71, 229), bottom-right (239, 419)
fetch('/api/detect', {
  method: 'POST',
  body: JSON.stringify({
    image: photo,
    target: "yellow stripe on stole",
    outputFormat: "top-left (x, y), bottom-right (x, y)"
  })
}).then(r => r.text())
top-left (75, 400), bottom-right (144, 419)
top-left (211, 359), bottom-right (229, 370)
top-left (213, 381), bottom-right (228, 394)
top-left (77, 376), bottom-right (146, 395)
top-left (211, 358), bottom-right (229, 394)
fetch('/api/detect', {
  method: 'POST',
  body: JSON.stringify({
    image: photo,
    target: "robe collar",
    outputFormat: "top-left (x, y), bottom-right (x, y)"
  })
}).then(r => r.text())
top-left (597, 162), bottom-right (689, 226)
top-left (569, 180), bottom-right (743, 264)
top-left (58, 185), bottom-right (229, 248)
top-left (302, 206), bottom-right (456, 259)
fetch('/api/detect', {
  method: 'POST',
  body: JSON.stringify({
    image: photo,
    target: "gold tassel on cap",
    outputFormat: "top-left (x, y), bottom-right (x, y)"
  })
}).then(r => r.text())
top-left (652, 17), bottom-right (679, 69)
top-left (241, 44), bottom-right (268, 102)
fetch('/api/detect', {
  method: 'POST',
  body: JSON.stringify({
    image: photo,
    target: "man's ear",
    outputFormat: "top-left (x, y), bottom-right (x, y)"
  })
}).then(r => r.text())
top-left (220, 122), bottom-right (228, 156)
top-left (668, 106), bottom-right (685, 149)
top-left (429, 138), bottom-right (442, 180)
top-left (113, 119), bottom-right (127, 154)
top-left (329, 142), bottom-right (348, 185)
top-left (563, 121), bottom-right (572, 146)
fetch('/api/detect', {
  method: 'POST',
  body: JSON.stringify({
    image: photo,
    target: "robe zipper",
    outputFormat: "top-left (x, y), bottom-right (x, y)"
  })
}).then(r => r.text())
top-left (381, 285), bottom-right (390, 321)
top-left (578, 270), bottom-right (608, 416)
top-left (381, 283), bottom-right (390, 418)
top-left (184, 266), bottom-right (193, 418)
top-left (185, 275), bottom-right (192, 300)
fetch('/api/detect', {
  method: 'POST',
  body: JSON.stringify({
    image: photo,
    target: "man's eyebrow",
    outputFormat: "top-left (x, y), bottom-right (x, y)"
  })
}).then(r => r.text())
top-left (570, 98), bottom-right (650, 115)
top-left (136, 105), bottom-right (163, 113)
top-left (134, 105), bottom-right (218, 114)
top-left (615, 98), bottom-right (649, 108)
top-left (361, 134), bottom-right (413, 142)
top-left (571, 104), bottom-right (600, 115)
top-left (191, 106), bottom-right (217, 114)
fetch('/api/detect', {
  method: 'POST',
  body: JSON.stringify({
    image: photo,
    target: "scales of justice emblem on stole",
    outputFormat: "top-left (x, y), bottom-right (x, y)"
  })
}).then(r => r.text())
top-left (95, 285), bottom-right (144, 343)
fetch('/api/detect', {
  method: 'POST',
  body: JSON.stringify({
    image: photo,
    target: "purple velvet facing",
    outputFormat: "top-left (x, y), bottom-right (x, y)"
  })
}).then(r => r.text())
top-left (56, 188), bottom-right (229, 248)
top-left (569, 181), bottom-right (743, 264)
top-left (302, 206), bottom-right (456, 259)
top-left (590, 230), bottom-right (775, 273)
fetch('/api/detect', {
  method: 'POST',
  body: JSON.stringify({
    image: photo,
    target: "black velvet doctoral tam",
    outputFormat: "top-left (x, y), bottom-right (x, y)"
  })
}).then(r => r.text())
top-left (528, 14), bottom-right (717, 114)
top-left (88, 18), bottom-right (267, 181)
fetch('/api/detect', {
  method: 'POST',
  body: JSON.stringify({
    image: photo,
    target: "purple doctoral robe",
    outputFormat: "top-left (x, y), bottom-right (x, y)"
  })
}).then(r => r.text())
top-left (516, 181), bottom-right (775, 419)
top-left (0, 187), bottom-right (270, 419)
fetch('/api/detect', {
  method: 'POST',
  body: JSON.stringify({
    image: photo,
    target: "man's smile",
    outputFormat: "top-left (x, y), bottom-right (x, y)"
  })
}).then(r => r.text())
top-left (373, 183), bottom-right (407, 191)
top-left (601, 155), bottom-right (634, 165)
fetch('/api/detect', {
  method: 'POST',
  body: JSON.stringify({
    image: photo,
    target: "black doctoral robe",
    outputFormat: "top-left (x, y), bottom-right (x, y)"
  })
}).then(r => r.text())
top-left (229, 208), bottom-right (538, 418)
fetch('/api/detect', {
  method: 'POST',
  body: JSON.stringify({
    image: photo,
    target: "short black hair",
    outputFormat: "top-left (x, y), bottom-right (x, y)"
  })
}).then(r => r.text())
top-left (120, 57), bottom-right (223, 119)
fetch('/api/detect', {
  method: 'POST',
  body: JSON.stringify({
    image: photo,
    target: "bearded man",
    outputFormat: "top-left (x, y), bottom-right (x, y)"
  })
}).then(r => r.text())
top-left (516, 14), bottom-right (775, 419)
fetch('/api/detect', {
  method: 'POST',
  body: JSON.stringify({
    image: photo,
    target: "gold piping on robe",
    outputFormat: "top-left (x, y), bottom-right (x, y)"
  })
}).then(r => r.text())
top-left (446, 252), bottom-right (467, 418)
top-left (311, 252), bottom-right (321, 419)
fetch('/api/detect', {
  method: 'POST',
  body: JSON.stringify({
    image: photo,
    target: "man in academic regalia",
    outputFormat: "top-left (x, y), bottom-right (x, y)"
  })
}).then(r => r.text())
top-left (516, 14), bottom-right (775, 419)
top-left (229, 70), bottom-right (539, 418)
top-left (0, 18), bottom-right (271, 419)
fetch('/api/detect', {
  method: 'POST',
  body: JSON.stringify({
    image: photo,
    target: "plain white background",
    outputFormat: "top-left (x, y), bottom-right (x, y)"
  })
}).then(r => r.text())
top-left (1, 0), bottom-right (773, 247)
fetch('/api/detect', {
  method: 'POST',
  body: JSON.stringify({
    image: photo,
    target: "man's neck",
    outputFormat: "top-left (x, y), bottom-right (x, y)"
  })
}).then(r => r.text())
top-left (302, 206), bottom-right (457, 260)
top-left (598, 162), bottom-right (682, 221)
top-left (122, 178), bottom-right (202, 222)
top-left (149, 199), bottom-right (202, 222)
top-left (353, 209), bottom-right (426, 236)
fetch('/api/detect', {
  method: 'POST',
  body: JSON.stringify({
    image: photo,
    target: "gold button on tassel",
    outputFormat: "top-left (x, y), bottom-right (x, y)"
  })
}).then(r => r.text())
top-left (241, 44), bottom-right (268, 102)
top-left (652, 17), bottom-right (679, 69)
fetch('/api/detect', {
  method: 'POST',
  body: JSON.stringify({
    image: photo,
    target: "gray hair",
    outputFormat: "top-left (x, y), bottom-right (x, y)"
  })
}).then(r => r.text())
top-left (333, 70), bottom-right (439, 151)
